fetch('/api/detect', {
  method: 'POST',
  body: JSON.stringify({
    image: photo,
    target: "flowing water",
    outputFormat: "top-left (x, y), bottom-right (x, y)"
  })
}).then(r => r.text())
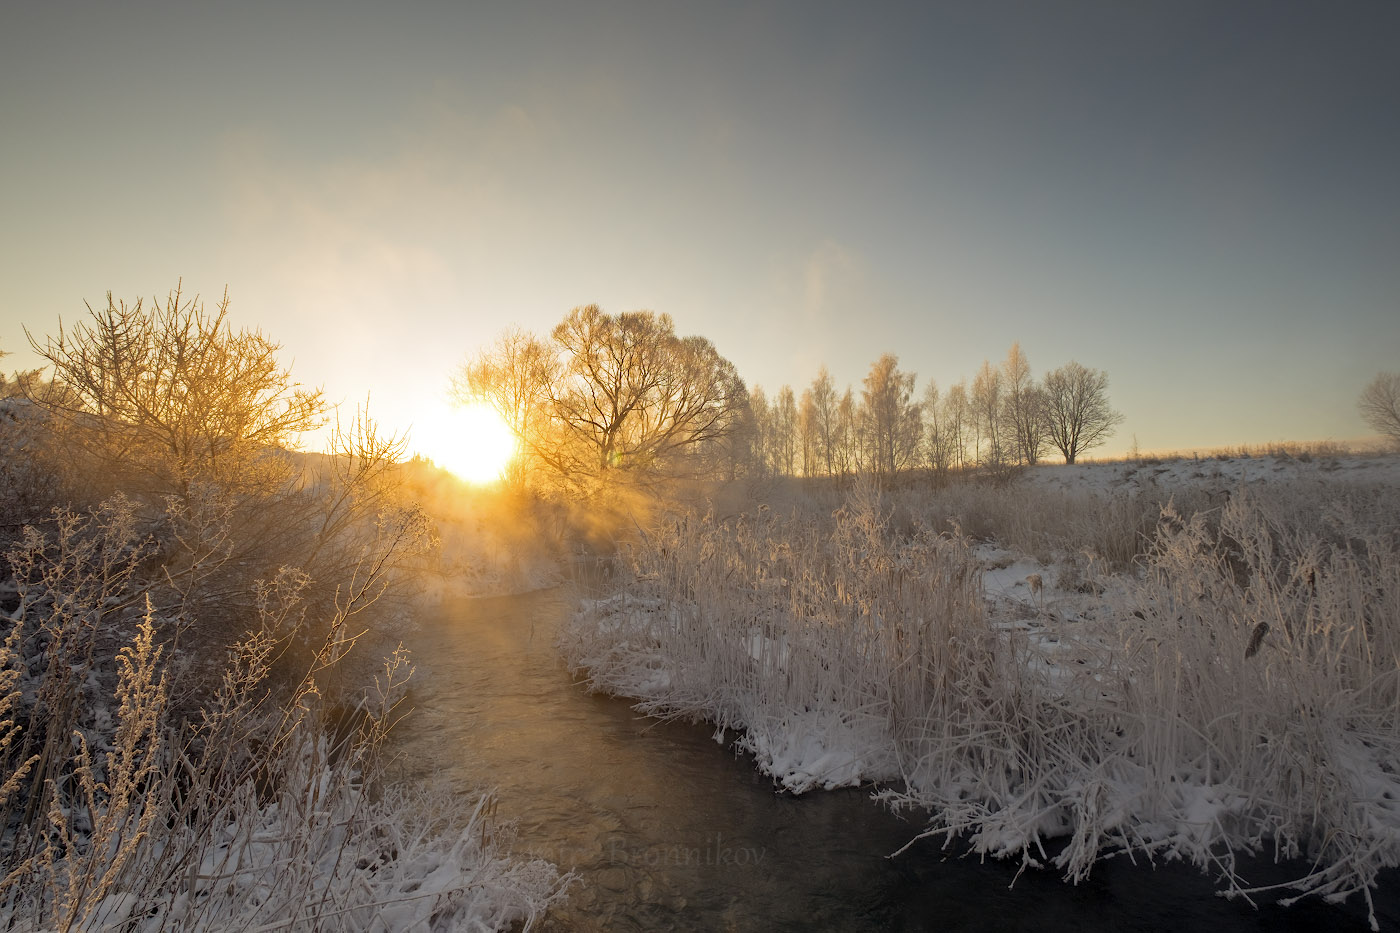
top-left (395, 588), bottom-right (1395, 931)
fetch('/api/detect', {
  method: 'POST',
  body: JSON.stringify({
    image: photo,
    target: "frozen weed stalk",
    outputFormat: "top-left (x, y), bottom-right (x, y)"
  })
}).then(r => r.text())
top-left (561, 474), bottom-right (1400, 930)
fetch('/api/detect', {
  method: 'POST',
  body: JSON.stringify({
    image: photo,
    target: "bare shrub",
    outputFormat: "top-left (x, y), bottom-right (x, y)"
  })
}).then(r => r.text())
top-left (0, 504), bottom-right (569, 930)
top-left (25, 283), bottom-right (324, 504)
top-left (1358, 372), bottom-right (1400, 448)
top-left (20, 287), bottom-right (435, 696)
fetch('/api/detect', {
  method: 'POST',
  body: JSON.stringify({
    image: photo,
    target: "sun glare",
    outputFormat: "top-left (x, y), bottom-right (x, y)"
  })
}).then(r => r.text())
top-left (416, 401), bottom-right (518, 484)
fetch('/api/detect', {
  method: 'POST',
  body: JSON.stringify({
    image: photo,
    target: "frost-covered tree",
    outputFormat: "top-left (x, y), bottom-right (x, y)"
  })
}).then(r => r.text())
top-left (808, 366), bottom-right (839, 476)
top-left (1358, 372), bottom-right (1400, 448)
top-left (452, 327), bottom-right (556, 492)
top-left (747, 384), bottom-right (773, 476)
top-left (544, 305), bottom-right (746, 485)
top-left (23, 283), bottom-right (429, 643)
top-left (772, 385), bottom-right (798, 476)
top-left (922, 380), bottom-right (956, 480)
top-left (798, 388), bottom-right (817, 477)
top-left (971, 360), bottom-right (1004, 466)
top-left (1000, 343), bottom-right (1047, 465)
top-left (859, 353), bottom-right (921, 480)
top-left (0, 346), bottom-right (42, 401)
top-left (1041, 361), bottom-right (1123, 464)
top-left (834, 387), bottom-right (857, 476)
top-left (943, 380), bottom-right (970, 470)
top-left (26, 284), bottom-right (326, 502)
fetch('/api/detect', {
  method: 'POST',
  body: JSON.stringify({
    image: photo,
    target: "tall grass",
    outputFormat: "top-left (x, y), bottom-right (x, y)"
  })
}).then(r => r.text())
top-left (560, 473), bottom-right (1400, 928)
top-left (0, 501), bottom-right (570, 931)
top-left (562, 478), bottom-right (989, 792)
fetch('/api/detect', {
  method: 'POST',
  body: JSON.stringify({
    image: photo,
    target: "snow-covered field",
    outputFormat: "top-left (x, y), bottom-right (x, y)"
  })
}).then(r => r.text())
top-left (559, 454), bottom-right (1400, 929)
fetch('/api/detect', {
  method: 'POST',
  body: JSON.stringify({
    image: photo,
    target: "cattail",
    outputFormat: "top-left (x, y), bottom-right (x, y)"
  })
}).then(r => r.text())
top-left (1245, 621), bottom-right (1269, 659)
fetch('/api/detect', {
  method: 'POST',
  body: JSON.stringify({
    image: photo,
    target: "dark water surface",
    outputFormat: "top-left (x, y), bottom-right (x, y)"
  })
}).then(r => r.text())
top-left (395, 588), bottom-right (1396, 931)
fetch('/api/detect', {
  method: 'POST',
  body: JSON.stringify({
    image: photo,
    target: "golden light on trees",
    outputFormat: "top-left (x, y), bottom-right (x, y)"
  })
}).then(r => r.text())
top-left (454, 307), bottom-right (747, 495)
top-left (416, 400), bottom-right (519, 484)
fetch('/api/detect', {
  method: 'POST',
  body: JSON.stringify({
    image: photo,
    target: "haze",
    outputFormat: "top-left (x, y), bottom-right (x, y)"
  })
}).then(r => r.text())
top-left (3, 1), bottom-right (1397, 456)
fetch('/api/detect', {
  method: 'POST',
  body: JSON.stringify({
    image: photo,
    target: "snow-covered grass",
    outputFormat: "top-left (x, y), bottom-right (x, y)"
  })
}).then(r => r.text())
top-left (559, 457), bottom-right (1400, 929)
top-left (0, 502), bottom-right (570, 931)
top-left (562, 478), bottom-right (985, 793)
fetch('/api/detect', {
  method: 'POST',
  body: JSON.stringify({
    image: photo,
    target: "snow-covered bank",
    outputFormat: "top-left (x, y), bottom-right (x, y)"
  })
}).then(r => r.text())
top-left (559, 458), bottom-right (1400, 928)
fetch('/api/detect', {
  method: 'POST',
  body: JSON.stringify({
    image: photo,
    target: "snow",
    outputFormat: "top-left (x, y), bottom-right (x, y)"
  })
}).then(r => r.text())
top-left (560, 452), bottom-right (1400, 926)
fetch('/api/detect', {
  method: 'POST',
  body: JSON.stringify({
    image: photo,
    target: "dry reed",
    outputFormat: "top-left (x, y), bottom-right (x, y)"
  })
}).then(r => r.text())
top-left (560, 472), bottom-right (1400, 929)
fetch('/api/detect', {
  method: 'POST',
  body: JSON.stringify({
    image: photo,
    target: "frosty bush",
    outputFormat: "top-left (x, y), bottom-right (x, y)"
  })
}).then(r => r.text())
top-left (0, 503), bottom-right (569, 931)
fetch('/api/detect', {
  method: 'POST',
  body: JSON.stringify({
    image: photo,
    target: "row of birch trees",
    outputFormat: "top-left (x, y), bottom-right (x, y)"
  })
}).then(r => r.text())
top-left (747, 343), bottom-right (1123, 481)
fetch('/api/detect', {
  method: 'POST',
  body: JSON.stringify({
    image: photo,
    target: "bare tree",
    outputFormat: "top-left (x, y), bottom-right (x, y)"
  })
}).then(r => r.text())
top-left (1021, 385), bottom-right (1049, 465)
top-left (922, 380), bottom-right (956, 481)
top-left (834, 388), bottom-right (857, 476)
top-left (1358, 372), bottom-right (1400, 448)
top-left (971, 360), bottom-right (1004, 467)
top-left (0, 346), bottom-right (42, 401)
top-left (1041, 361), bottom-right (1124, 464)
top-left (943, 380), bottom-right (969, 471)
top-left (544, 305), bottom-right (746, 486)
top-left (22, 284), bottom-right (427, 644)
top-left (808, 366), bottom-right (838, 476)
top-left (1001, 343), bottom-right (1047, 465)
top-left (452, 327), bottom-right (556, 491)
top-left (26, 284), bottom-right (325, 503)
top-left (798, 388), bottom-right (817, 477)
top-left (746, 384), bottom-right (773, 476)
top-left (772, 385), bottom-right (798, 476)
top-left (860, 353), bottom-right (921, 481)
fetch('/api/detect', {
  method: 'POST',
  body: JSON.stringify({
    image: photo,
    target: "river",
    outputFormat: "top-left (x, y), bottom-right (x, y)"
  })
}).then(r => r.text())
top-left (395, 587), bottom-right (1395, 931)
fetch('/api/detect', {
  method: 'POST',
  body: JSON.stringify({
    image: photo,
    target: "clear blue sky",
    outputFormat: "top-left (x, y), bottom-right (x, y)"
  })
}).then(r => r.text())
top-left (3, 1), bottom-right (1397, 456)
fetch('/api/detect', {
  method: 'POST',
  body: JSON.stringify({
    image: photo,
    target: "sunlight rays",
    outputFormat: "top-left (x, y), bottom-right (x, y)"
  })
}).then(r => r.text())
top-left (414, 401), bottom-right (518, 483)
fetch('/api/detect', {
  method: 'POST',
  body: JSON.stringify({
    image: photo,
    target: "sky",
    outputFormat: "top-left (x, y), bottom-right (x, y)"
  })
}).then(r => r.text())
top-left (2, 1), bottom-right (1398, 459)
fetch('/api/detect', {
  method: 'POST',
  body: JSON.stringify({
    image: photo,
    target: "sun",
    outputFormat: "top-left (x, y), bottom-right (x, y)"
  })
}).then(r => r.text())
top-left (415, 401), bottom-right (519, 484)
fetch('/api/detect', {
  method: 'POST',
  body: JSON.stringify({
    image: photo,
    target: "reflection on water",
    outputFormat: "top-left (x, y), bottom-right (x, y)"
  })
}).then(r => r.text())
top-left (394, 588), bottom-right (1395, 932)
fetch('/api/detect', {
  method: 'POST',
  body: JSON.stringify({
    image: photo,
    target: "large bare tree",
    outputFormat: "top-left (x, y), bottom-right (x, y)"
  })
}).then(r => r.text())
top-left (1358, 372), bottom-right (1400, 448)
top-left (471, 305), bottom-right (746, 488)
top-left (1041, 361), bottom-right (1123, 464)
